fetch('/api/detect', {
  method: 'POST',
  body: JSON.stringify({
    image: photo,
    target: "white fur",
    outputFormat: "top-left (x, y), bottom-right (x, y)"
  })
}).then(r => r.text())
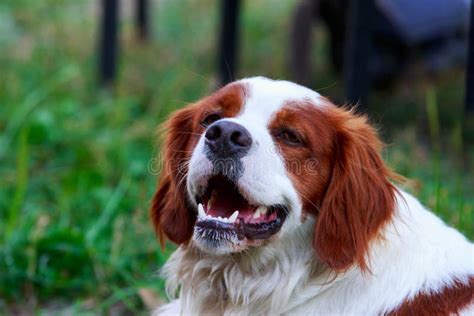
top-left (156, 77), bottom-right (474, 315)
top-left (157, 191), bottom-right (473, 315)
top-left (187, 77), bottom-right (319, 252)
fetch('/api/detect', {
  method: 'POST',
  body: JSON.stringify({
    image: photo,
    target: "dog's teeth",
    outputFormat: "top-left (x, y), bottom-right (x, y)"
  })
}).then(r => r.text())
top-left (253, 207), bottom-right (261, 219)
top-left (253, 206), bottom-right (267, 219)
top-left (209, 215), bottom-right (227, 223)
top-left (198, 203), bottom-right (206, 218)
top-left (229, 211), bottom-right (239, 223)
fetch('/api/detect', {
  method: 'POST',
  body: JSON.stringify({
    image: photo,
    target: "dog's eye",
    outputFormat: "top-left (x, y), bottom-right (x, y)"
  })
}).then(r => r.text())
top-left (201, 113), bottom-right (221, 127)
top-left (278, 129), bottom-right (303, 146)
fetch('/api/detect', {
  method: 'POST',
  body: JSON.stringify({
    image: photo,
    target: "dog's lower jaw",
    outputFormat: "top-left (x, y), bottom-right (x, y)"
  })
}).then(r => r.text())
top-left (160, 220), bottom-right (318, 315)
top-left (192, 225), bottom-right (275, 255)
top-left (192, 229), bottom-right (246, 255)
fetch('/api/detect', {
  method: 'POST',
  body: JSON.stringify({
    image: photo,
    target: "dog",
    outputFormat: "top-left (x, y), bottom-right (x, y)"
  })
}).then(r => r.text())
top-left (150, 77), bottom-right (473, 315)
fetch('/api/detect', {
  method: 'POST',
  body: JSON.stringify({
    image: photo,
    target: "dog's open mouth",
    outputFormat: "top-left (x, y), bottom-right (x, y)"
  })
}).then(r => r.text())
top-left (194, 175), bottom-right (288, 243)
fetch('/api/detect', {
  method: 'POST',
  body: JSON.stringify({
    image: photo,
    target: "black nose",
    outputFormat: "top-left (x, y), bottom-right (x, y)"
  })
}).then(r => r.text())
top-left (205, 121), bottom-right (252, 157)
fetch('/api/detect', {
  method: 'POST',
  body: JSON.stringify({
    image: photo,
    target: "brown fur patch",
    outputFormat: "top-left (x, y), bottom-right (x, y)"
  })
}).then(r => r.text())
top-left (268, 101), bottom-right (334, 216)
top-left (387, 276), bottom-right (474, 316)
top-left (270, 99), bottom-right (398, 271)
top-left (150, 83), bottom-right (247, 245)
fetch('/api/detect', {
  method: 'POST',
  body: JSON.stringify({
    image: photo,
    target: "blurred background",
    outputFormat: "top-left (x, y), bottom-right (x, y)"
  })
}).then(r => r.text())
top-left (0, 0), bottom-right (473, 314)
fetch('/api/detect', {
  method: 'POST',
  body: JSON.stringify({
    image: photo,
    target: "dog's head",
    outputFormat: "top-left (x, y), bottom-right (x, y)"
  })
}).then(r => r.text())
top-left (151, 77), bottom-right (397, 271)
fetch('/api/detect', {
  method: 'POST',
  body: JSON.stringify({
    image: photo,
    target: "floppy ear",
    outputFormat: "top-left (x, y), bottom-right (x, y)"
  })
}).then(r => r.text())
top-left (314, 108), bottom-right (397, 271)
top-left (150, 106), bottom-right (197, 246)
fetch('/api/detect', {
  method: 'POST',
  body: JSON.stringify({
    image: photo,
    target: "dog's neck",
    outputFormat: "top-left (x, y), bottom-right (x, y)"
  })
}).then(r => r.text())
top-left (161, 218), bottom-right (336, 315)
top-left (160, 190), bottom-right (474, 315)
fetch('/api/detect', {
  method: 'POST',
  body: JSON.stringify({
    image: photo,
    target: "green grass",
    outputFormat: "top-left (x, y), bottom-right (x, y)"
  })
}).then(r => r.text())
top-left (0, 0), bottom-right (473, 314)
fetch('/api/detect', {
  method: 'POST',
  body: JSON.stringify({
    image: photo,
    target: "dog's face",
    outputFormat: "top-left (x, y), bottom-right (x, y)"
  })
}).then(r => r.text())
top-left (185, 79), bottom-right (328, 254)
top-left (152, 77), bottom-right (396, 270)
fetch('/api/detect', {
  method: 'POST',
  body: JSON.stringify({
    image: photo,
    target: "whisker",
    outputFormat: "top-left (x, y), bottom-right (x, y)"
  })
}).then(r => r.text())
top-left (169, 149), bottom-right (195, 153)
top-left (176, 158), bottom-right (192, 189)
top-left (315, 81), bottom-right (338, 92)
top-left (298, 192), bottom-right (321, 213)
top-left (182, 67), bottom-right (217, 87)
top-left (175, 132), bottom-right (205, 136)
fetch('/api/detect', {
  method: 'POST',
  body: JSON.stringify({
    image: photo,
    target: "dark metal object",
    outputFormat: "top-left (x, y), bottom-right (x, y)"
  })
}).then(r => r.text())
top-left (136, 0), bottom-right (150, 40)
top-left (99, 0), bottom-right (119, 85)
top-left (289, 0), bottom-right (318, 85)
top-left (466, 2), bottom-right (474, 114)
top-left (344, 0), bottom-right (374, 113)
top-left (377, 0), bottom-right (468, 44)
top-left (218, 0), bottom-right (241, 86)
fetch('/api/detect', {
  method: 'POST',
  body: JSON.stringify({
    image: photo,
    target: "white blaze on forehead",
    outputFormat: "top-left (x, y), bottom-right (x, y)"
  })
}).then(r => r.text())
top-left (207, 77), bottom-right (311, 209)
top-left (236, 76), bottom-right (323, 124)
top-left (186, 76), bottom-right (307, 243)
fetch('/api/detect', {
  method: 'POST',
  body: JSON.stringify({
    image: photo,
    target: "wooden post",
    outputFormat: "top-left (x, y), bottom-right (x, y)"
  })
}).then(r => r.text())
top-left (136, 0), bottom-right (150, 40)
top-left (344, 0), bottom-right (374, 113)
top-left (217, 0), bottom-right (241, 86)
top-left (99, 0), bottom-right (119, 85)
top-left (465, 2), bottom-right (474, 114)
